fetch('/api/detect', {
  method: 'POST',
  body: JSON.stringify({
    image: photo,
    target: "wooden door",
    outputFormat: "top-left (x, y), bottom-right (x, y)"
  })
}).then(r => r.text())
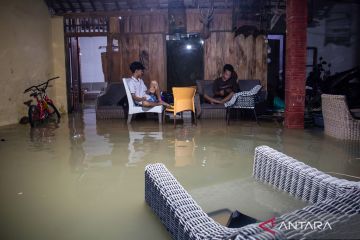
top-left (65, 37), bottom-right (82, 112)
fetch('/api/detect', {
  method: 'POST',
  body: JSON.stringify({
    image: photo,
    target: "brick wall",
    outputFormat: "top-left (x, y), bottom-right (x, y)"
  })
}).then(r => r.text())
top-left (284, 0), bottom-right (307, 128)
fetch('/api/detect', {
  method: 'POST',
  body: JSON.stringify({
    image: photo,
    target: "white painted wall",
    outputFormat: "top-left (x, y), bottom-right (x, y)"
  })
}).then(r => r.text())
top-left (79, 37), bottom-right (107, 83)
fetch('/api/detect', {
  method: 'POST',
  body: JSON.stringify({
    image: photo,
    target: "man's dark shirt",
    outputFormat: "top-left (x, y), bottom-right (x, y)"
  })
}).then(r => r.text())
top-left (213, 77), bottom-right (239, 98)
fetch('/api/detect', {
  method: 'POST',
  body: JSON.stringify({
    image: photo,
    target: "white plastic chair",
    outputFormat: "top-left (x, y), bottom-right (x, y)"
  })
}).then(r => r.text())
top-left (122, 78), bottom-right (163, 124)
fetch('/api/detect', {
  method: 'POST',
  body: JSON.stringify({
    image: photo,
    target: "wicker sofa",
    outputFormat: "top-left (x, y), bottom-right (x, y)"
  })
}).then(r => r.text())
top-left (195, 80), bottom-right (267, 119)
top-left (95, 82), bottom-right (126, 119)
top-left (145, 146), bottom-right (360, 239)
top-left (321, 94), bottom-right (360, 140)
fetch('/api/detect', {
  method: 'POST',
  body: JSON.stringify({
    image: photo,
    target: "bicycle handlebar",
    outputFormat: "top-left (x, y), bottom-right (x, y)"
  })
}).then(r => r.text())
top-left (24, 76), bottom-right (59, 93)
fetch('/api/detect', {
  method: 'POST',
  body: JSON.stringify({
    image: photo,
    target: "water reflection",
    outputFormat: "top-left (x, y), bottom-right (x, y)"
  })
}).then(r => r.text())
top-left (68, 113), bottom-right (117, 174)
top-left (68, 113), bottom-right (86, 173)
top-left (29, 124), bottom-right (59, 144)
top-left (1, 110), bottom-right (360, 239)
top-left (127, 124), bottom-right (163, 166)
top-left (174, 127), bottom-right (196, 167)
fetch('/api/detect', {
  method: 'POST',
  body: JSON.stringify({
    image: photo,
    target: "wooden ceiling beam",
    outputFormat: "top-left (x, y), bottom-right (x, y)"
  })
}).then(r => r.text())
top-left (56, 0), bottom-right (67, 13)
top-left (66, 0), bottom-right (76, 12)
top-left (140, 0), bottom-right (147, 8)
top-left (89, 0), bottom-right (97, 11)
top-left (115, 1), bottom-right (121, 10)
top-left (126, 0), bottom-right (133, 9)
top-left (101, 1), bottom-right (108, 11)
top-left (63, 9), bottom-right (168, 18)
top-left (45, 0), bottom-right (58, 14)
top-left (76, 0), bottom-right (85, 12)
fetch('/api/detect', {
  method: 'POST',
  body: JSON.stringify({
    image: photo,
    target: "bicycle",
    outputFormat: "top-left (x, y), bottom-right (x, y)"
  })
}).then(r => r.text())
top-left (24, 77), bottom-right (61, 127)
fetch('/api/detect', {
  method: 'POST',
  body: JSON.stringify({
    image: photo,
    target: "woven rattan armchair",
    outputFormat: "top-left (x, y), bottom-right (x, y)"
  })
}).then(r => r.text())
top-left (224, 85), bottom-right (262, 125)
top-left (321, 94), bottom-right (360, 140)
top-left (145, 145), bottom-right (360, 239)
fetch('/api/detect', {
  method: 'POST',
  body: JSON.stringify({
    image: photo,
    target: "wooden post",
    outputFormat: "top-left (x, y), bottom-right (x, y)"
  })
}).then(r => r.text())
top-left (106, 34), bottom-right (113, 83)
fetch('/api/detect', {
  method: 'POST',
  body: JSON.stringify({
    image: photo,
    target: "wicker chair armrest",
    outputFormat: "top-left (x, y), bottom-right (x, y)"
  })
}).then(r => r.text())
top-left (279, 187), bottom-right (360, 239)
top-left (145, 163), bottom-right (240, 239)
top-left (253, 146), bottom-right (359, 204)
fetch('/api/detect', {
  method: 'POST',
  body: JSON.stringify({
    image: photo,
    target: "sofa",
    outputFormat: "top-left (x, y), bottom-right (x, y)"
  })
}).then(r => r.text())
top-left (95, 82), bottom-right (127, 119)
top-left (195, 80), bottom-right (267, 119)
top-left (145, 145), bottom-right (360, 239)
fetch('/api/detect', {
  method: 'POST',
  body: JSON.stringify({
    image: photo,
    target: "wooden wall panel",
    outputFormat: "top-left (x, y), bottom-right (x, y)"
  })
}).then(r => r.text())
top-left (255, 36), bottom-right (267, 89)
top-left (186, 9), bottom-right (202, 33)
top-left (109, 17), bottom-right (120, 33)
top-left (186, 9), bottom-right (232, 33)
top-left (123, 13), bottom-right (168, 33)
top-left (104, 9), bottom-right (266, 90)
top-left (102, 52), bottom-right (123, 83)
top-left (111, 34), bottom-right (166, 89)
top-left (211, 12), bottom-right (232, 31)
top-left (204, 32), bottom-right (267, 89)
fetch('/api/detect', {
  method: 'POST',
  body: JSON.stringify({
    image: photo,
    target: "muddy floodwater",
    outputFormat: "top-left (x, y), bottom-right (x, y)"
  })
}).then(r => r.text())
top-left (0, 109), bottom-right (359, 239)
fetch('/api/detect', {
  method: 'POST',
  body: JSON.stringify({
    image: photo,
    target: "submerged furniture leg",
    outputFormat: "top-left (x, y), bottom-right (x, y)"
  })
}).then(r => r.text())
top-left (226, 108), bottom-right (230, 125)
top-left (192, 111), bottom-right (197, 125)
top-left (253, 109), bottom-right (259, 125)
top-left (127, 114), bottom-right (133, 124)
top-left (174, 113), bottom-right (176, 128)
top-left (158, 113), bottom-right (162, 124)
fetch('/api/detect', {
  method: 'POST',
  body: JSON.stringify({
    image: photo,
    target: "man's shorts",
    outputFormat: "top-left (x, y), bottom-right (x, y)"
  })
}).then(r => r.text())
top-left (136, 94), bottom-right (158, 106)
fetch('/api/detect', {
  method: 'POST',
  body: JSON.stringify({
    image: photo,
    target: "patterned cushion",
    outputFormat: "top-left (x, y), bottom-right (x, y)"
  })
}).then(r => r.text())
top-left (224, 85), bottom-right (262, 108)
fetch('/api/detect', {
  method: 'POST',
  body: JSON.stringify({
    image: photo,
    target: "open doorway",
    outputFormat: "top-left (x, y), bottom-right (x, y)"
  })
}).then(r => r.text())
top-left (65, 37), bottom-right (81, 112)
top-left (65, 37), bottom-right (107, 112)
top-left (78, 37), bottom-right (107, 105)
top-left (267, 35), bottom-right (285, 108)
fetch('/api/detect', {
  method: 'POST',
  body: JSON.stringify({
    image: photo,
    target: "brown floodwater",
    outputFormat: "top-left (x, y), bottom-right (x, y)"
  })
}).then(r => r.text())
top-left (0, 109), bottom-right (359, 239)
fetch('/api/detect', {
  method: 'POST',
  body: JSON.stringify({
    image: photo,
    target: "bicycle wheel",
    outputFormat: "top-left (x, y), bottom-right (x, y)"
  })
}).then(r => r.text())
top-left (28, 105), bottom-right (41, 128)
top-left (46, 102), bottom-right (61, 123)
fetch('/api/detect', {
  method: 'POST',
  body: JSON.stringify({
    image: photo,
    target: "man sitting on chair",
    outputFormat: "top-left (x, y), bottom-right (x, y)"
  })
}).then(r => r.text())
top-left (204, 64), bottom-right (239, 104)
top-left (127, 61), bottom-right (170, 107)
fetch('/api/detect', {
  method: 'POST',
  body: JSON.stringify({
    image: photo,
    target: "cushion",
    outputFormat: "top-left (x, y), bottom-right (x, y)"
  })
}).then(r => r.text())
top-left (97, 82), bottom-right (126, 106)
top-left (196, 80), bottom-right (215, 97)
top-left (350, 108), bottom-right (360, 119)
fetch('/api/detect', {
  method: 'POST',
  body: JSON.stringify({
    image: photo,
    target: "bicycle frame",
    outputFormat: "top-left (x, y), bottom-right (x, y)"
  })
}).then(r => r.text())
top-left (33, 92), bottom-right (54, 120)
top-left (24, 77), bottom-right (59, 121)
